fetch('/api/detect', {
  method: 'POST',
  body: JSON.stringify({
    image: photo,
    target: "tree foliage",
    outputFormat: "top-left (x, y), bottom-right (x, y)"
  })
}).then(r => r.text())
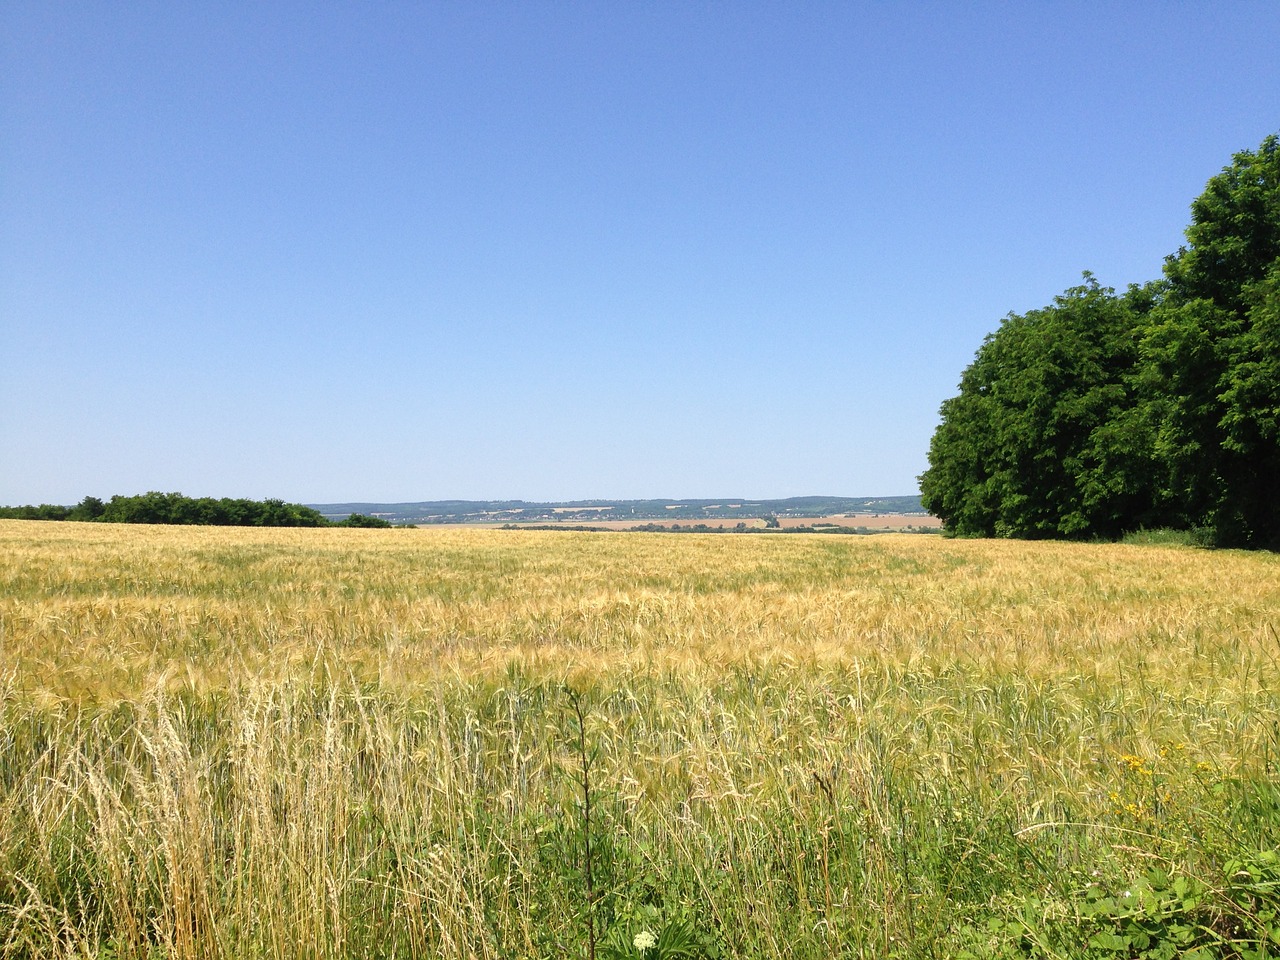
top-left (334, 512), bottom-right (393, 528)
top-left (922, 134), bottom-right (1280, 547)
top-left (93, 492), bottom-right (330, 527)
top-left (0, 492), bottom-right (331, 527)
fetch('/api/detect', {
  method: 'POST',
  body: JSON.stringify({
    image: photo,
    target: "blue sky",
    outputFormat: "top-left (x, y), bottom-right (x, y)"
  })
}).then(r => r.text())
top-left (3, 2), bottom-right (1278, 505)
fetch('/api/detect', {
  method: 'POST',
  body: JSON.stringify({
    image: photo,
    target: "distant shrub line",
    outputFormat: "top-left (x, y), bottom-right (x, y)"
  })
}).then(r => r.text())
top-left (0, 492), bottom-right (391, 528)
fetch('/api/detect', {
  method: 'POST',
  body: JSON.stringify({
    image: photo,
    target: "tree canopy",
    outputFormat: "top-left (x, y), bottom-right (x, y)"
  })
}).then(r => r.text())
top-left (0, 493), bottom-right (383, 529)
top-left (921, 134), bottom-right (1280, 548)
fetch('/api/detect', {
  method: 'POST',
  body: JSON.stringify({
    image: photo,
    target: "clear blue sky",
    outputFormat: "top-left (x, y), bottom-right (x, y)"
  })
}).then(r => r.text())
top-left (4, 2), bottom-right (1278, 505)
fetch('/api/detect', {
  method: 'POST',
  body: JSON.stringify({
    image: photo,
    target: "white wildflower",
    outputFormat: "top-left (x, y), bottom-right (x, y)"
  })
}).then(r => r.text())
top-left (633, 930), bottom-right (657, 953)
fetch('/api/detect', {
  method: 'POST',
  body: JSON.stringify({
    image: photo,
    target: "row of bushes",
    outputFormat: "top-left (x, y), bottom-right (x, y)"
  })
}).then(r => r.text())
top-left (0, 492), bottom-right (391, 528)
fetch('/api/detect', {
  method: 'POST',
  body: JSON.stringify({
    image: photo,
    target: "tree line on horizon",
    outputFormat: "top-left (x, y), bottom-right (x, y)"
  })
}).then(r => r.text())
top-left (0, 492), bottom-right (391, 528)
top-left (920, 134), bottom-right (1280, 548)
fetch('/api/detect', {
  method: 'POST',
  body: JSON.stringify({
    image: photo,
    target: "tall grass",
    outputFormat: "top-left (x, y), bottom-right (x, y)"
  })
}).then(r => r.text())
top-left (2, 521), bottom-right (1279, 957)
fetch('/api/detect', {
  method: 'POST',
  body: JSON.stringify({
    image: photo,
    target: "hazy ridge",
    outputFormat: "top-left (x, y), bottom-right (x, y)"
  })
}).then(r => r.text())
top-left (308, 495), bottom-right (926, 525)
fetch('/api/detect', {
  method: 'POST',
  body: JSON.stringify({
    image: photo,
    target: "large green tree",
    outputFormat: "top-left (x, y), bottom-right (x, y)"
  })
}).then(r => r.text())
top-left (922, 134), bottom-right (1280, 546)
top-left (1143, 134), bottom-right (1280, 546)
top-left (920, 277), bottom-right (1159, 539)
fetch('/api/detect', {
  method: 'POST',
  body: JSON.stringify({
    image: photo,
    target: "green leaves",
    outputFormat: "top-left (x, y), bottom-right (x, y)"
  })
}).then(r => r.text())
top-left (923, 133), bottom-right (1280, 548)
top-left (600, 911), bottom-right (708, 960)
top-left (1165, 135), bottom-right (1280, 314)
top-left (921, 276), bottom-right (1157, 540)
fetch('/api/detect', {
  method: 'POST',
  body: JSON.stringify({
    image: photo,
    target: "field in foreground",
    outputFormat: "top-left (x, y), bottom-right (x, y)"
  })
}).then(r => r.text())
top-left (2, 521), bottom-right (1279, 959)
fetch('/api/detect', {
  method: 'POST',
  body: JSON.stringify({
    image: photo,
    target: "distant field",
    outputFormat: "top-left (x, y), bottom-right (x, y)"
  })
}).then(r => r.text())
top-left (774, 512), bottom-right (941, 530)
top-left (307, 495), bottom-right (928, 526)
top-left (476, 512), bottom-right (940, 531)
top-left (2, 520), bottom-right (1278, 958)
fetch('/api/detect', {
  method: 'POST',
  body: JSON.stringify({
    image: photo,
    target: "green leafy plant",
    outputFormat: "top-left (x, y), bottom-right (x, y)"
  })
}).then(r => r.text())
top-left (599, 906), bottom-right (707, 960)
top-left (980, 853), bottom-right (1280, 959)
top-left (1076, 869), bottom-right (1214, 958)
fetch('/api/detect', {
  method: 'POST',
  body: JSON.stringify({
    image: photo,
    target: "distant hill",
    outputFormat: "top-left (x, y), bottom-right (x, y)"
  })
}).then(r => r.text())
top-left (308, 496), bottom-right (927, 525)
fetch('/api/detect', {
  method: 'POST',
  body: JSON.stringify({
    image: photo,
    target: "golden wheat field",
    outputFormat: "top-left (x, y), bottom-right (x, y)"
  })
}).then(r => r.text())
top-left (2, 520), bottom-right (1279, 959)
